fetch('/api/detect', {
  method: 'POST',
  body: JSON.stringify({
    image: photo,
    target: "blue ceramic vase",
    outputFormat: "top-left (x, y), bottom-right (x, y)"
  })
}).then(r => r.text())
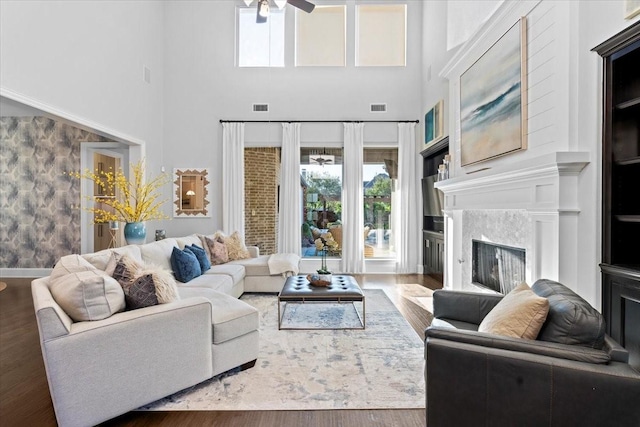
top-left (124, 222), bottom-right (146, 245)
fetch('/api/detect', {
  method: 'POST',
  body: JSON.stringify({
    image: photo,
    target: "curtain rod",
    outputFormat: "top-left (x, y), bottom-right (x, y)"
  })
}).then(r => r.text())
top-left (219, 119), bottom-right (420, 123)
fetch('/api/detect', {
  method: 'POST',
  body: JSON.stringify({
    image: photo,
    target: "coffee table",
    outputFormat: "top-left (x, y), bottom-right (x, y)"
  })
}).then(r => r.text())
top-left (277, 275), bottom-right (365, 330)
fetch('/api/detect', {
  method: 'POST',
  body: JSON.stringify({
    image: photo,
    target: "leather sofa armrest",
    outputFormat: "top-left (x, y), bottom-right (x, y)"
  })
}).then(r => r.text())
top-left (433, 289), bottom-right (503, 325)
top-left (425, 326), bottom-right (611, 364)
top-left (605, 334), bottom-right (630, 363)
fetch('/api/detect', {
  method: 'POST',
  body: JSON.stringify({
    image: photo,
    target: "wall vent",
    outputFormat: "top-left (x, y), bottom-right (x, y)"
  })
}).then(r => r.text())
top-left (252, 103), bottom-right (269, 112)
top-left (370, 103), bottom-right (387, 113)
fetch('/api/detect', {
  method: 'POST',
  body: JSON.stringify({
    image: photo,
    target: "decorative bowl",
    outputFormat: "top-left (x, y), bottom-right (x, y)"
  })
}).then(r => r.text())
top-left (307, 274), bottom-right (331, 287)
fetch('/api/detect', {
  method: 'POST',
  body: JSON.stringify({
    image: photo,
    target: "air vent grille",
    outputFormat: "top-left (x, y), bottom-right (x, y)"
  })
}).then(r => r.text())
top-left (253, 103), bottom-right (269, 112)
top-left (370, 103), bottom-right (387, 113)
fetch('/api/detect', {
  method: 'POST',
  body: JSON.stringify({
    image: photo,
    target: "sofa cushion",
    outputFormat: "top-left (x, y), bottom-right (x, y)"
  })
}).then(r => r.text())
top-left (189, 244), bottom-right (211, 272)
top-left (531, 279), bottom-right (606, 349)
top-left (81, 245), bottom-right (143, 271)
top-left (177, 287), bottom-right (258, 344)
top-left (479, 282), bottom-right (549, 340)
top-left (139, 238), bottom-right (179, 272)
top-left (205, 263), bottom-right (246, 285)
top-left (171, 247), bottom-right (202, 283)
top-left (229, 255), bottom-right (271, 276)
top-left (176, 234), bottom-right (202, 249)
top-left (177, 273), bottom-right (234, 294)
top-left (431, 318), bottom-right (480, 331)
top-left (204, 236), bottom-right (229, 265)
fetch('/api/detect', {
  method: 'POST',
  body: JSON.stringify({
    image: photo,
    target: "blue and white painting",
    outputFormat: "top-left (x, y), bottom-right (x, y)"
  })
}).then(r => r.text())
top-left (460, 18), bottom-right (526, 166)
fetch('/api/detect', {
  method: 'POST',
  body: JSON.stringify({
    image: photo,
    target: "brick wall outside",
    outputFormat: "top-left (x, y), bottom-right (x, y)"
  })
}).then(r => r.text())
top-left (244, 148), bottom-right (280, 255)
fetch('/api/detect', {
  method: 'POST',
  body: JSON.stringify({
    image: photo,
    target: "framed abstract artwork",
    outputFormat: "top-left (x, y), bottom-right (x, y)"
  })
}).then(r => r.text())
top-left (424, 100), bottom-right (444, 145)
top-left (460, 17), bottom-right (528, 166)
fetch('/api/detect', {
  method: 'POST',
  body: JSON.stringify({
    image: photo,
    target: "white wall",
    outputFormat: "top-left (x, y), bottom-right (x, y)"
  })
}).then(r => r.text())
top-left (0, 0), bottom-right (164, 189)
top-left (426, 0), bottom-right (639, 307)
top-left (422, 0), bottom-right (455, 150)
top-left (161, 0), bottom-right (424, 237)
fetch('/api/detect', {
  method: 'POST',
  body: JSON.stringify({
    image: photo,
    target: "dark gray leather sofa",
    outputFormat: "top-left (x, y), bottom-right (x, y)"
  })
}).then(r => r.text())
top-left (424, 279), bottom-right (640, 427)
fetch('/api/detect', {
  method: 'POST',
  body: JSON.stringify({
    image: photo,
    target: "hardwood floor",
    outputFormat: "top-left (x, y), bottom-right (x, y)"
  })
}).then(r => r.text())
top-left (0, 274), bottom-right (440, 427)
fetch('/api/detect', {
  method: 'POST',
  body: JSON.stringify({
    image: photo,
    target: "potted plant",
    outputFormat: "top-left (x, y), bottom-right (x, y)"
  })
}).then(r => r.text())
top-left (313, 232), bottom-right (339, 283)
top-left (69, 159), bottom-right (170, 244)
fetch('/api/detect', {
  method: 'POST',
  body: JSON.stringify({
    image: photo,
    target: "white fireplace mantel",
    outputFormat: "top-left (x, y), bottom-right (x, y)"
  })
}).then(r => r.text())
top-left (434, 151), bottom-right (590, 292)
top-left (435, 151), bottom-right (590, 212)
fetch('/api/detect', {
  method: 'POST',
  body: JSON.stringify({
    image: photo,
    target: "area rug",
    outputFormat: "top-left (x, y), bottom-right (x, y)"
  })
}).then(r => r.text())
top-left (141, 289), bottom-right (425, 411)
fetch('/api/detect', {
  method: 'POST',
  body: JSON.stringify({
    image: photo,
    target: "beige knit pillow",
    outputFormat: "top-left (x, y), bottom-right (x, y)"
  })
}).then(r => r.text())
top-left (223, 231), bottom-right (250, 261)
top-left (478, 282), bottom-right (549, 340)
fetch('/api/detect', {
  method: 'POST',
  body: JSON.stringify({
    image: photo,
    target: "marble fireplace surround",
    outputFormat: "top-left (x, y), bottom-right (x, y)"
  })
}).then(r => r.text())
top-left (435, 152), bottom-right (589, 292)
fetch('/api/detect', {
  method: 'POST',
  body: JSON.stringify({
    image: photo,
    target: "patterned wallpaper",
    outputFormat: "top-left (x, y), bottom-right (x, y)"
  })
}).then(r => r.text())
top-left (0, 117), bottom-right (111, 268)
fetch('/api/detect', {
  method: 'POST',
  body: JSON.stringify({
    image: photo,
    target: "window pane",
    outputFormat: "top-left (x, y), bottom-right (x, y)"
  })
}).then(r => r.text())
top-left (364, 149), bottom-right (397, 258)
top-left (238, 8), bottom-right (285, 67)
top-left (356, 5), bottom-right (406, 67)
top-left (301, 148), bottom-right (343, 257)
top-left (296, 6), bottom-right (346, 66)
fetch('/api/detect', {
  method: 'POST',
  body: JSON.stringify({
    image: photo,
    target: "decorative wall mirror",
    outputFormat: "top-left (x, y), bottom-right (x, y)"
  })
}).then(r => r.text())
top-left (174, 168), bottom-right (211, 217)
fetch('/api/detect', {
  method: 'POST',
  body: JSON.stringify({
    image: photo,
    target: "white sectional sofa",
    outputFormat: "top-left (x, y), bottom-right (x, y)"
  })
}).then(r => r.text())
top-left (81, 233), bottom-right (296, 296)
top-left (31, 234), bottom-right (300, 427)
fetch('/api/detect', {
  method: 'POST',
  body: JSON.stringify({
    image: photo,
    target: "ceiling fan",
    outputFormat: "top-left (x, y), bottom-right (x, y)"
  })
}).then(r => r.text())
top-left (310, 156), bottom-right (334, 166)
top-left (244, 0), bottom-right (315, 24)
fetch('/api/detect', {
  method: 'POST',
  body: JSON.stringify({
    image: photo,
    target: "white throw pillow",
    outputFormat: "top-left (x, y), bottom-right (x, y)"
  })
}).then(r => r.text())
top-left (50, 254), bottom-right (96, 282)
top-left (50, 269), bottom-right (126, 322)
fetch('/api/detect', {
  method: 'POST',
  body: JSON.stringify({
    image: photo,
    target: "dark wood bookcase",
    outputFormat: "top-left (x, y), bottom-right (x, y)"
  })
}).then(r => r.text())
top-left (420, 137), bottom-right (448, 281)
top-left (593, 21), bottom-right (640, 371)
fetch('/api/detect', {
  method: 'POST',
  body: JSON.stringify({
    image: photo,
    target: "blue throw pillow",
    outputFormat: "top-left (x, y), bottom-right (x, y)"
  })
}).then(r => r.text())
top-left (170, 246), bottom-right (202, 282)
top-left (189, 244), bottom-right (211, 272)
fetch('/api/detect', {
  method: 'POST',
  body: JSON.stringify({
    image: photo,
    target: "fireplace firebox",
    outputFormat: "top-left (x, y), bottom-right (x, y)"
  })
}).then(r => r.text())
top-left (472, 240), bottom-right (526, 294)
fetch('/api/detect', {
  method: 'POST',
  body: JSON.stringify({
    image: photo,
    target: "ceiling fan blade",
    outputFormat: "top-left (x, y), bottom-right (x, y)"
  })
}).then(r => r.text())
top-left (288, 0), bottom-right (315, 13)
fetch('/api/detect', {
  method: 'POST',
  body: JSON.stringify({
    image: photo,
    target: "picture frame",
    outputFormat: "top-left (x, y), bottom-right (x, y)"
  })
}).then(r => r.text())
top-left (424, 100), bottom-right (444, 145)
top-left (173, 168), bottom-right (211, 217)
top-left (459, 17), bottom-right (528, 166)
top-left (625, 0), bottom-right (640, 19)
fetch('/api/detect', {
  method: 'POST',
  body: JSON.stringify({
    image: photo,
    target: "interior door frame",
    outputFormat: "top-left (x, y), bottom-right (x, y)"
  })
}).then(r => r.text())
top-left (80, 143), bottom-right (128, 254)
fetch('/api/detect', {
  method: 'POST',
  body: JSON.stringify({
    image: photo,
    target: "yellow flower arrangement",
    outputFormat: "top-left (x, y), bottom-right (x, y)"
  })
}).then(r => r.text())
top-left (68, 160), bottom-right (170, 224)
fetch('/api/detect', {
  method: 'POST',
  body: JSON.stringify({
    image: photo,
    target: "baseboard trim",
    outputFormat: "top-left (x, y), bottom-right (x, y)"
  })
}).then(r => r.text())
top-left (0, 268), bottom-right (51, 278)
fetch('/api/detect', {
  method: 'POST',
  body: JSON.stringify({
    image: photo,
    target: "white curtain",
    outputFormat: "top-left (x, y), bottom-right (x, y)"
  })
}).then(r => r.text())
top-left (278, 123), bottom-right (301, 255)
top-left (222, 122), bottom-right (245, 236)
top-left (397, 122), bottom-right (420, 273)
top-left (342, 123), bottom-right (365, 273)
